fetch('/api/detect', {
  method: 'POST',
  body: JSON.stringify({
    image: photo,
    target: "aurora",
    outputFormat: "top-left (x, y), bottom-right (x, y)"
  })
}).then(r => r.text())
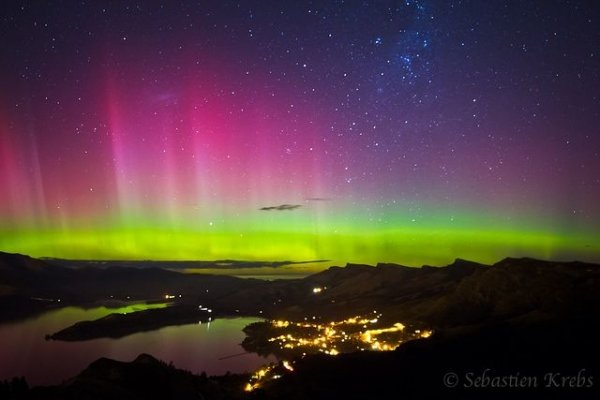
top-left (1, 1), bottom-right (599, 268)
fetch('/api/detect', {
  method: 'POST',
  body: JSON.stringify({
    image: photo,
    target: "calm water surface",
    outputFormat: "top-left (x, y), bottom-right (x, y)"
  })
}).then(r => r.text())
top-left (0, 305), bottom-right (273, 385)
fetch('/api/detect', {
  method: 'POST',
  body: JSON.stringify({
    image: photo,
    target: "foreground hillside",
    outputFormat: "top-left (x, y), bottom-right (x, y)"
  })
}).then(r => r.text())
top-left (3, 354), bottom-right (247, 400)
top-left (1, 251), bottom-right (599, 399)
top-left (245, 314), bottom-right (598, 400)
top-left (4, 315), bottom-right (598, 400)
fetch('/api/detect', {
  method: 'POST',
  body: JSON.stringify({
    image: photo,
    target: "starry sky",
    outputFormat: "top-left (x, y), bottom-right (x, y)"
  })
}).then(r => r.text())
top-left (1, 0), bottom-right (599, 266)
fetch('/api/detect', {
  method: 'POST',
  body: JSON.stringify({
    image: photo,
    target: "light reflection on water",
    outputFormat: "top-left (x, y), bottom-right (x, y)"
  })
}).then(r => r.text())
top-left (0, 306), bottom-right (274, 385)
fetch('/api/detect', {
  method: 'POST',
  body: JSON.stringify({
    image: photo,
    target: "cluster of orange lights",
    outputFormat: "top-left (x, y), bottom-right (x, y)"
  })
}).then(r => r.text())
top-left (244, 314), bottom-right (433, 391)
top-left (244, 360), bottom-right (294, 392)
top-left (267, 314), bottom-right (431, 354)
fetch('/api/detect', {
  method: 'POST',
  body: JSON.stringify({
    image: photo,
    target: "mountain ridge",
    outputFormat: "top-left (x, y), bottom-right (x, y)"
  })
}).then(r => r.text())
top-left (2, 250), bottom-right (599, 331)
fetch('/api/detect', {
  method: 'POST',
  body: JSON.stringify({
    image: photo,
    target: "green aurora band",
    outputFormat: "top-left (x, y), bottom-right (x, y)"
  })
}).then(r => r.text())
top-left (2, 207), bottom-right (598, 270)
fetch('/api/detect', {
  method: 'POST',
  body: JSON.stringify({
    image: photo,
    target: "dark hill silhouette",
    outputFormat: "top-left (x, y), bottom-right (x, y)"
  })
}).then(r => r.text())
top-left (0, 251), bottom-right (72, 295)
top-left (2, 250), bottom-right (600, 335)
top-left (1, 251), bottom-right (599, 399)
top-left (13, 316), bottom-right (600, 400)
top-left (0, 251), bottom-right (268, 322)
top-left (26, 354), bottom-right (246, 400)
top-left (248, 315), bottom-right (599, 400)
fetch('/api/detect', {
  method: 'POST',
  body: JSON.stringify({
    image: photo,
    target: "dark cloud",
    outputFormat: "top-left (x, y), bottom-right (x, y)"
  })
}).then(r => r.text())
top-left (305, 197), bottom-right (333, 202)
top-left (260, 204), bottom-right (302, 211)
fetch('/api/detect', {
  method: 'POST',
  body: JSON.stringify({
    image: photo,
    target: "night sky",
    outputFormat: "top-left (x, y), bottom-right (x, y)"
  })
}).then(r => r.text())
top-left (1, 1), bottom-right (599, 266)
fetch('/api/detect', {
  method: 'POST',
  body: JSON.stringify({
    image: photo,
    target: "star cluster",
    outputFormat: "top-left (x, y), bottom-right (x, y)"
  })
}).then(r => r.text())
top-left (1, 1), bottom-right (599, 265)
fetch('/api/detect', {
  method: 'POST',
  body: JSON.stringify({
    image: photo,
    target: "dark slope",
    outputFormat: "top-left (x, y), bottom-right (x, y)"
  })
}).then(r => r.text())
top-left (426, 257), bottom-right (600, 327)
top-left (2, 252), bottom-right (600, 399)
top-left (239, 258), bottom-right (600, 399)
top-left (248, 315), bottom-right (599, 400)
top-left (0, 251), bottom-right (75, 322)
top-left (218, 259), bottom-right (486, 322)
top-left (3, 250), bottom-right (600, 332)
top-left (224, 257), bottom-right (600, 330)
top-left (11, 315), bottom-right (599, 400)
top-left (0, 251), bottom-right (73, 296)
top-left (27, 354), bottom-right (246, 400)
top-left (0, 250), bottom-right (267, 312)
